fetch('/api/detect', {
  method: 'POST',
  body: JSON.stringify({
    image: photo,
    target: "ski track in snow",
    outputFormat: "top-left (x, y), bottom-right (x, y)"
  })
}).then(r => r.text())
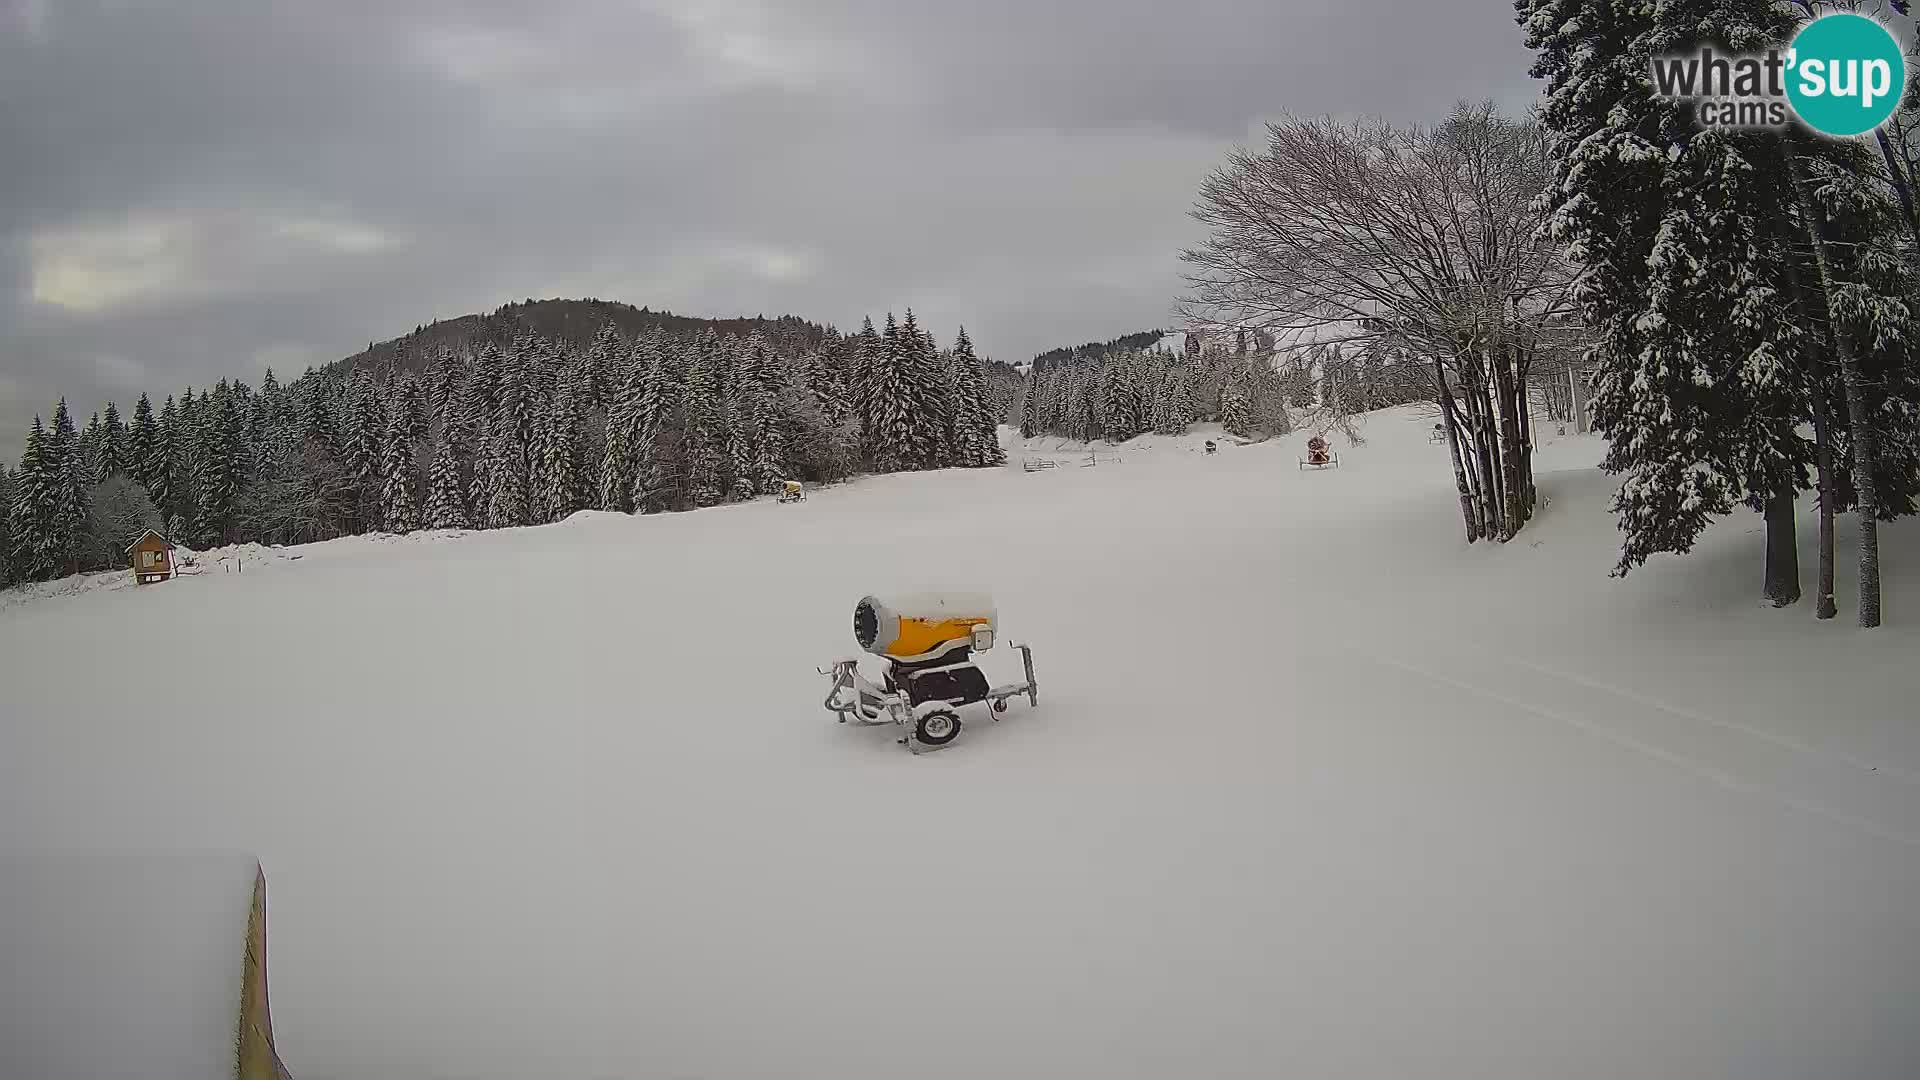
top-left (1502, 655), bottom-right (1920, 787)
top-left (1368, 651), bottom-right (1920, 851)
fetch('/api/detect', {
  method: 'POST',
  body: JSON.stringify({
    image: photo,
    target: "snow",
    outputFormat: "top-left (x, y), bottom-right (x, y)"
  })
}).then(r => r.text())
top-left (0, 853), bottom-right (259, 1080)
top-left (4, 406), bottom-right (1918, 1079)
top-left (867, 591), bottom-right (997, 622)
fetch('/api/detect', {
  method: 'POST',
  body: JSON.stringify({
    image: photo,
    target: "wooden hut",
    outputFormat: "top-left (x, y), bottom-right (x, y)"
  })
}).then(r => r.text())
top-left (127, 530), bottom-right (176, 584)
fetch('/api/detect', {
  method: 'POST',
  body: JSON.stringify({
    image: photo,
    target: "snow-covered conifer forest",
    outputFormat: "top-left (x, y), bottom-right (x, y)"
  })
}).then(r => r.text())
top-left (0, 307), bottom-right (1015, 585)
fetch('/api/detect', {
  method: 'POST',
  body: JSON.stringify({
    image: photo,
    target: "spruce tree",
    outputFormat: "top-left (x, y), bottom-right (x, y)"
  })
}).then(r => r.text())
top-left (1019, 371), bottom-right (1041, 439)
top-left (192, 387), bottom-right (242, 547)
top-left (530, 382), bottom-right (583, 524)
top-left (461, 342), bottom-right (505, 445)
top-left (381, 413), bottom-right (421, 533)
top-left (47, 400), bottom-right (88, 573)
top-left (898, 310), bottom-right (949, 468)
top-left (148, 395), bottom-right (180, 525)
top-left (681, 340), bottom-right (723, 507)
top-left (10, 420), bottom-right (59, 580)
top-left (99, 401), bottom-right (127, 478)
top-left (1523, 0), bottom-right (1818, 580)
top-left (0, 466), bottom-right (15, 587)
top-left (600, 356), bottom-right (642, 514)
top-left (866, 313), bottom-right (917, 471)
top-left (584, 323), bottom-right (624, 411)
top-left (342, 368), bottom-right (385, 529)
top-left (484, 423), bottom-right (528, 528)
top-left (854, 316), bottom-right (883, 455)
top-left (128, 394), bottom-right (159, 496)
top-left (426, 426), bottom-right (470, 530)
top-left (1220, 372), bottom-right (1254, 438)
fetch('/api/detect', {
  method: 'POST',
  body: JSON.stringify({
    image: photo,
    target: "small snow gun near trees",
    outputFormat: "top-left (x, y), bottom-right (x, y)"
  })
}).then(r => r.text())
top-left (1299, 435), bottom-right (1339, 470)
top-left (819, 593), bottom-right (1038, 753)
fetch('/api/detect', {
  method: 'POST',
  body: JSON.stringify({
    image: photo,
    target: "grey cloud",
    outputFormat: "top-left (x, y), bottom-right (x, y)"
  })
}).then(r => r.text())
top-left (0, 0), bottom-right (1537, 458)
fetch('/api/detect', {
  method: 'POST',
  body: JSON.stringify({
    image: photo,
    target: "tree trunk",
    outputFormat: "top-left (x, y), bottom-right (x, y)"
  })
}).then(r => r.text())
top-left (1468, 361), bottom-right (1504, 539)
top-left (1493, 347), bottom-right (1526, 539)
top-left (1873, 127), bottom-right (1920, 252)
top-left (1517, 378), bottom-right (1537, 518)
top-left (1764, 482), bottom-right (1801, 607)
top-left (1789, 148), bottom-right (1884, 628)
top-left (1434, 356), bottom-right (1481, 543)
top-left (1812, 389), bottom-right (1838, 621)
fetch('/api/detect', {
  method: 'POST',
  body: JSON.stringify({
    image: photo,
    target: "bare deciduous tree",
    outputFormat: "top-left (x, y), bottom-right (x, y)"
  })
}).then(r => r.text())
top-left (1181, 102), bottom-right (1583, 542)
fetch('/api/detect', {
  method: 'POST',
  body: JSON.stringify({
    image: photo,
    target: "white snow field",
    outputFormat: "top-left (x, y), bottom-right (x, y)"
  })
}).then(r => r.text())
top-left (4, 407), bottom-right (1918, 1080)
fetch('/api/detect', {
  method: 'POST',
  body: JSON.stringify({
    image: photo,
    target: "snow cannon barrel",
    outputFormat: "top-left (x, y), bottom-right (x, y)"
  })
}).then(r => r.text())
top-left (853, 593), bottom-right (997, 662)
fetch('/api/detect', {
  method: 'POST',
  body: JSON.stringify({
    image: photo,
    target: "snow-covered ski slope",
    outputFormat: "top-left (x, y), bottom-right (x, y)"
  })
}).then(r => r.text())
top-left (4, 407), bottom-right (1918, 1080)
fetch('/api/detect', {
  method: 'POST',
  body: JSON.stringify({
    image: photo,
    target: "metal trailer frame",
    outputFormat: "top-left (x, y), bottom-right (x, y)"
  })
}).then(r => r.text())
top-left (820, 644), bottom-right (1038, 754)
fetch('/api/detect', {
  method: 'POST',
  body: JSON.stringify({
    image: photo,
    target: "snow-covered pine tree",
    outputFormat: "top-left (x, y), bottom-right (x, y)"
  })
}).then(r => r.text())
top-left (529, 380), bottom-right (583, 524)
top-left (148, 395), bottom-right (181, 525)
top-left (719, 342), bottom-right (754, 499)
top-left (467, 416), bottom-right (493, 524)
top-left (628, 336), bottom-right (684, 512)
top-left (584, 323), bottom-right (625, 412)
top-left (949, 328), bottom-right (1003, 465)
top-left (192, 385), bottom-right (242, 547)
top-left (600, 351), bottom-right (642, 514)
top-left (484, 421), bottom-right (529, 528)
top-left (341, 367), bottom-right (386, 530)
top-left (854, 316), bottom-right (883, 457)
top-left (1152, 363), bottom-right (1189, 435)
top-left (425, 349), bottom-right (459, 428)
top-left (807, 331), bottom-right (851, 429)
top-left (0, 466), bottom-right (15, 587)
top-left (898, 310), bottom-right (950, 468)
top-left (249, 371), bottom-right (281, 482)
top-left (493, 344), bottom-right (537, 509)
top-left (1522, 0), bottom-right (1814, 581)
top-left (680, 338), bottom-right (724, 507)
top-left (862, 313), bottom-right (914, 472)
top-left (99, 401), bottom-right (127, 479)
top-left (380, 411), bottom-right (421, 533)
top-left (461, 342), bottom-right (505, 445)
top-left (425, 425), bottom-right (470, 530)
top-left (1018, 369), bottom-right (1041, 438)
top-left (46, 400), bottom-right (89, 574)
top-left (79, 412), bottom-right (105, 489)
top-left (10, 420), bottom-right (63, 580)
top-left (599, 418), bottom-right (634, 514)
top-left (1220, 369), bottom-right (1254, 438)
top-left (127, 394), bottom-right (159, 496)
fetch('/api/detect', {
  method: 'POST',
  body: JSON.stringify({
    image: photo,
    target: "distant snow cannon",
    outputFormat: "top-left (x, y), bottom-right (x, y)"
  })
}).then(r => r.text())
top-left (823, 591), bottom-right (1038, 753)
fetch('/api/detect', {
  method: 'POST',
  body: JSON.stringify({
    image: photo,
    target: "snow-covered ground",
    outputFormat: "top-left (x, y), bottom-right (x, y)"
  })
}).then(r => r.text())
top-left (4, 408), bottom-right (1917, 1080)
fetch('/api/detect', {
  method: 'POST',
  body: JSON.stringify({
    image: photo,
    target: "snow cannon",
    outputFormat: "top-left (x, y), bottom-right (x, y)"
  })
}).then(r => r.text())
top-left (822, 592), bottom-right (1038, 753)
top-left (853, 592), bottom-right (997, 662)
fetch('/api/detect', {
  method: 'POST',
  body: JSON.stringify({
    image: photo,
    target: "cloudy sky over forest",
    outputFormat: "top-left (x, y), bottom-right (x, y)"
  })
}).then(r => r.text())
top-left (1, 0), bottom-right (1536, 455)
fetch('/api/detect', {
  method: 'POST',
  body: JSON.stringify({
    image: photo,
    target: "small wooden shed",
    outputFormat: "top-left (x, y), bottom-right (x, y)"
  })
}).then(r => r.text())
top-left (127, 530), bottom-right (176, 584)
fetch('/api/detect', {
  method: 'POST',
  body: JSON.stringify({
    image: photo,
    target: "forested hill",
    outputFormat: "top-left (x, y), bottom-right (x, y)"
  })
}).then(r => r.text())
top-left (1028, 329), bottom-right (1166, 372)
top-left (335, 299), bottom-right (833, 377)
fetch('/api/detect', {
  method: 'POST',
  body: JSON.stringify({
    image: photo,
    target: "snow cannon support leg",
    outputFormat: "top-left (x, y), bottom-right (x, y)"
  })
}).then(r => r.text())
top-left (1018, 643), bottom-right (1037, 708)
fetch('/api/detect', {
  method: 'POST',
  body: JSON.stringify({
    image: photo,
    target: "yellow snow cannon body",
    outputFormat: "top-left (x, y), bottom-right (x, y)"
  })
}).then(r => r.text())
top-left (854, 592), bottom-right (997, 662)
top-left (823, 592), bottom-right (1038, 753)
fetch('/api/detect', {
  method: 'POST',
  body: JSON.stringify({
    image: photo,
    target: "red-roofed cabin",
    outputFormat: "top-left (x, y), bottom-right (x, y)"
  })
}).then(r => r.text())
top-left (128, 530), bottom-right (176, 584)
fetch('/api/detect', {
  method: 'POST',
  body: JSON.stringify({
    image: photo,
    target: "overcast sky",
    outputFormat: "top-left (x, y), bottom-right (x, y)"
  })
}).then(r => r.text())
top-left (0, 0), bottom-right (1537, 459)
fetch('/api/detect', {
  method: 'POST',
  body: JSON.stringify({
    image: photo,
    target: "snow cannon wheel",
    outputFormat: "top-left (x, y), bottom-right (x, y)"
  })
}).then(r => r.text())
top-left (992, 698), bottom-right (1008, 714)
top-left (915, 708), bottom-right (962, 747)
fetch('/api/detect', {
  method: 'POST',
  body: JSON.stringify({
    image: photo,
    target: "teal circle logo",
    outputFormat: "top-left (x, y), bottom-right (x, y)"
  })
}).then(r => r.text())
top-left (1786, 13), bottom-right (1906, 137)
